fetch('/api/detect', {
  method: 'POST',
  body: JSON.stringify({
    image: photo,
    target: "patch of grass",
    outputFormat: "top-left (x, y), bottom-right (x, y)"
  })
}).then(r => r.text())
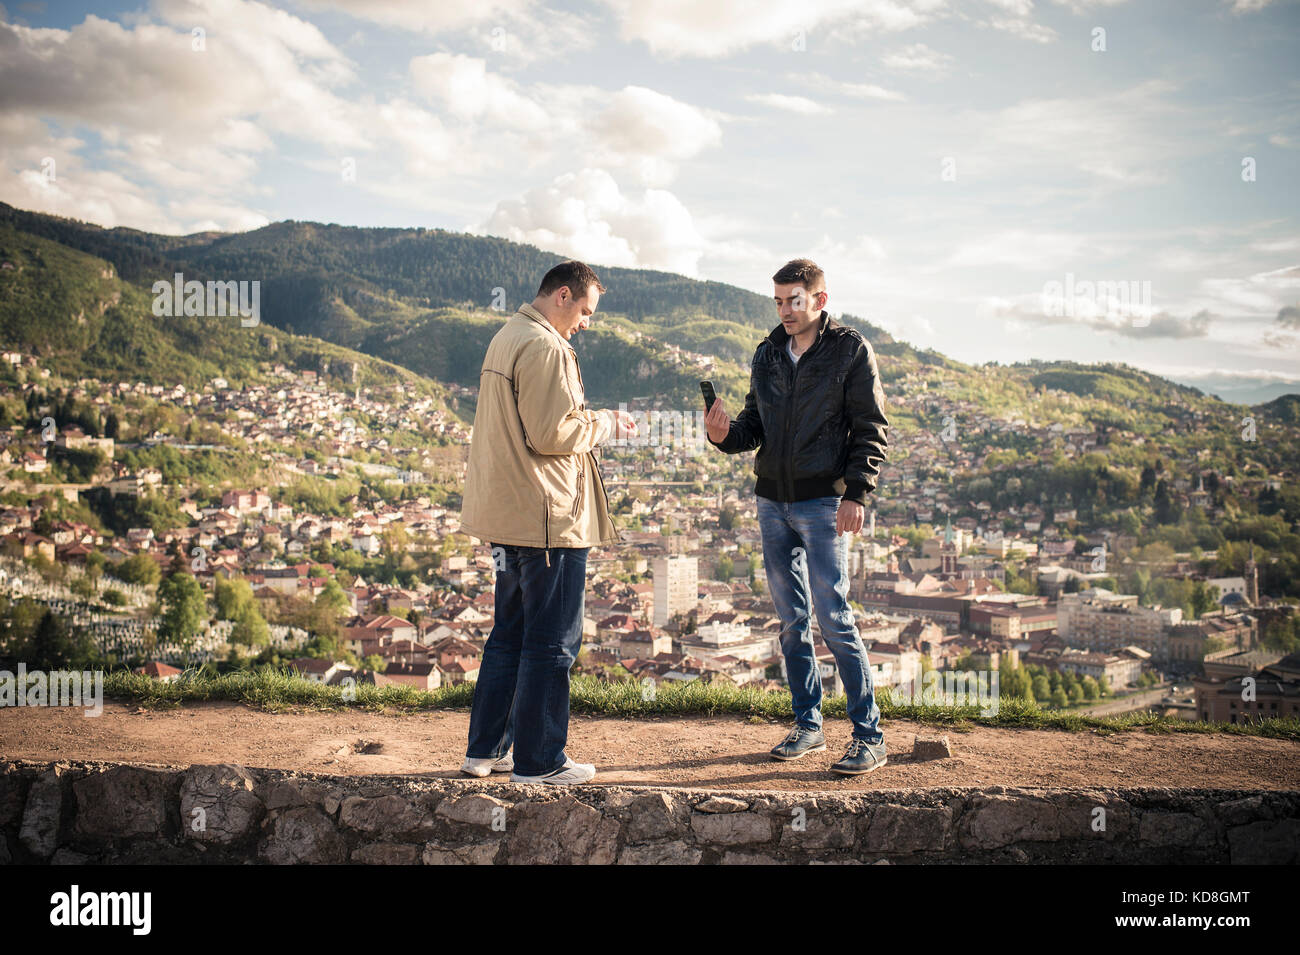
top-left (99, 668), bottom-right (1300, 740)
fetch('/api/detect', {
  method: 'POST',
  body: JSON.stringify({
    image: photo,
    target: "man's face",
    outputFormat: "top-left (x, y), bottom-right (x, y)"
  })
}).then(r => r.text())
top-left (774, 282), bottom-right (825, 337)
top-left (557, 285), bottom-right (600, 340)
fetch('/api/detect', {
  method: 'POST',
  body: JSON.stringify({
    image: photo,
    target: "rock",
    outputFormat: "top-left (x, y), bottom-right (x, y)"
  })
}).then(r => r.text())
top-left (258, 777), bottom-right (340, 816)
top-left (695, 796), bottom-right (748, 813)
top-left (912, 735), bottom-right (953, 760)
top-left (19, 767), bottom-right (67, 858)
top-left (624, 792), bottom-right (685, 843)
top-left (423, 842), bottom-right (501, 865)
top-left (181, 765), bottom-right (264, 845)
top-left (258, 807), bottom-right (348, 864)
top-left (506, 796), bottom-right (619, 864)
top-left (1138, 812), bottom-right (1209, 848)
top-left (51, 847), bottom-right (91, 865)
top-left (720, 851), bottom-right (779, 864)
top-left (863, 804), bottom-right (953, 854)
top-left (73, 766), bottom-right (178, 839)
top-left (1054, 792), bottom-right (1132, 842)
top-left (780, 810), bottom-right (855, 850)
top-left (618, 841), bottom-right (702, 865)
top-left (959, 794), bottom-right (1060, 849)
top-left (1227, 819), bottom-right (1299, 865)
top-left (0, 763), bottom-right (27, 827)
top-left (351, 843), bottom-right (422, 865)
top-left (690, 811), bottom-right (772, 846)
top-left (435, 793), bottom-right (512, 828)
top-left (339, 794), bottom-right (433, 839)
top-left (1218, 795), bottom-right (1270, 828)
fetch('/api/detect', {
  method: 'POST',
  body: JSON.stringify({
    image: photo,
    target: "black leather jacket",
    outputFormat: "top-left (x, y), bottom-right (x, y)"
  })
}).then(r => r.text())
top-left (709, 312), bottom-right (889, 505)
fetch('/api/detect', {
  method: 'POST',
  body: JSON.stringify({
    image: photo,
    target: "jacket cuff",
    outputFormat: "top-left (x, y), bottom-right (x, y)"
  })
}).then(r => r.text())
top-left (593, 409), bottom-right (615, 446)
top-left (708, 423), bottom-right (735, 453)
top-left (842, 481), bottom-right (872, 506)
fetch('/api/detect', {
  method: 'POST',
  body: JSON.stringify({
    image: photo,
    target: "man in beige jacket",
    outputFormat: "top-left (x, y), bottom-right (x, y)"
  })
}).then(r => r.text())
top-left (460, 261), bottom-right (634, 785)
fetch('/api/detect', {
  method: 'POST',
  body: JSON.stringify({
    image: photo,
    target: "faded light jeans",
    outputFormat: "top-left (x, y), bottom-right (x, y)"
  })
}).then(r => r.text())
top-left (757, 495), bottom-right (883, 744)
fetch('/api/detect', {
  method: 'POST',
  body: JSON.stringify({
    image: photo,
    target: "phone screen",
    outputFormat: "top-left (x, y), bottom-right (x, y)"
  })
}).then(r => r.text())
top-left (700, 380), bottom-right (716, 411)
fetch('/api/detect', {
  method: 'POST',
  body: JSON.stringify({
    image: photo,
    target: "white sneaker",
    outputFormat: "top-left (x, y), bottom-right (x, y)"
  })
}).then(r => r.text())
top-left (510, 761), bottom-right (596, 785)
top-left (460, 753), bottom-right (514, 778)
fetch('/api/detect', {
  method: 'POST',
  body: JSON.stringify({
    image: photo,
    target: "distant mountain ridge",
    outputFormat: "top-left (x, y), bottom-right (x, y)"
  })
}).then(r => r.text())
top-left (0, 201), bottom-right (1291, 420)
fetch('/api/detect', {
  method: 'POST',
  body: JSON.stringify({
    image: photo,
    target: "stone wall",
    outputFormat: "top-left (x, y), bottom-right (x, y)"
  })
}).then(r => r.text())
top-left (1, 759), bottom-right (1296, 865)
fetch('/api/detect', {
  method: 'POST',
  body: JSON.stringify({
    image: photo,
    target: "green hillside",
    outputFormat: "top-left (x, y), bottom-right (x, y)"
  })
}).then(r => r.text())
top-left (0, 223), bottom-right (451, 404)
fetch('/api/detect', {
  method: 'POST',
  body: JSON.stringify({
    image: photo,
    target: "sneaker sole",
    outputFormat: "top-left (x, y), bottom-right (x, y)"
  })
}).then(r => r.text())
top-left (831, 756), bottom-right (888, 776)
top-left (509, 775), bottom-right (596, 786)
top-left (769, 743), bottom-right (827, 761)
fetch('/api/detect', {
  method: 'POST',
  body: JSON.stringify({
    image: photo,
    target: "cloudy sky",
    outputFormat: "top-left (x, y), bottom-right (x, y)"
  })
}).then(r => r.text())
top-left (2, 0), bottom-right (1298, 402)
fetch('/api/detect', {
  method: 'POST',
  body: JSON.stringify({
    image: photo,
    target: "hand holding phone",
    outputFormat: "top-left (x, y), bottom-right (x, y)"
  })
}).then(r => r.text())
top-left (700, 380), bottom-right (717, 411)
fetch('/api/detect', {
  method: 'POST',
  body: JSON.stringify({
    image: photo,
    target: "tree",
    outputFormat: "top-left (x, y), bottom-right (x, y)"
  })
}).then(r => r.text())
top-left (156, 572), bottom-right (208, 659)
top-left (25, 609), bottom-right (96, 670)
top-left (1031, 674), bottom-right (1051, 701)
top-left (117, 553), bottom-right (161, 587)
top-left (230, 602), bottom-right (270, 650)
top-left (1190, 581), bottom-right (1219, 619)
top-left (1050, 687), bottom-right (1069, 707)
top-left (215, 575), bottom-right (256, 621)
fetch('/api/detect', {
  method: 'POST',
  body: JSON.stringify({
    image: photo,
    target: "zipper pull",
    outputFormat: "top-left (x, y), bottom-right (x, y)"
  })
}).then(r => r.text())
top-left (545, 550), bottom-right (551, 567)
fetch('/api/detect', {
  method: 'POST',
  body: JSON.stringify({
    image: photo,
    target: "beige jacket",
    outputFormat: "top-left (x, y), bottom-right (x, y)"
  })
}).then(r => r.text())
top-left (460, 303), bottom-right (620, 549)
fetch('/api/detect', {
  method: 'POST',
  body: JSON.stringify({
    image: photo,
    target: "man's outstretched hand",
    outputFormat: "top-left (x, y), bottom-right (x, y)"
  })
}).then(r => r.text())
top-left (705, 399), bottom-right (730, 444)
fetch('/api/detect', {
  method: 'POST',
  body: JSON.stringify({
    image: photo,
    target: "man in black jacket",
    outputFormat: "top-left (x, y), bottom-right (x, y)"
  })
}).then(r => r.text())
top-left (705, 258), bottom-right (890, 774)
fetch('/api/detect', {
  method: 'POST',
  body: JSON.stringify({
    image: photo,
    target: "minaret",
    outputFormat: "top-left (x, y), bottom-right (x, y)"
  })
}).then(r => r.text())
top-left (1244, 541), bottom-right (1259, 606)
top-left (940, 513), bottom-right (958, 576)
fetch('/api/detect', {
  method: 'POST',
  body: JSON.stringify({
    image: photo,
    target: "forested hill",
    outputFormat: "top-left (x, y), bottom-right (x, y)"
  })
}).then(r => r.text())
top-left (0, 201), bottom-right (899, 402)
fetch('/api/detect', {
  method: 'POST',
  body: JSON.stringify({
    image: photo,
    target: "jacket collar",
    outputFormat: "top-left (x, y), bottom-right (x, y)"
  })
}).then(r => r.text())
top-left (518, 302), bottom-right (572, 348)
top-left (768, 310), bottom-right (834, 349)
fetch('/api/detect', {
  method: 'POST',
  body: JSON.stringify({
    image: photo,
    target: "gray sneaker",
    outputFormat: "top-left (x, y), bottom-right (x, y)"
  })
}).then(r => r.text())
top-left (770, 725), bottom-right (826, 761)
top-left (831, 738), bottom-right (887, 775)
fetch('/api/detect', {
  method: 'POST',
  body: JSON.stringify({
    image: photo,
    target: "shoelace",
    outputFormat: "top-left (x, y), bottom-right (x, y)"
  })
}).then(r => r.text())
top-left (844, 739), bottom-right (868, 759)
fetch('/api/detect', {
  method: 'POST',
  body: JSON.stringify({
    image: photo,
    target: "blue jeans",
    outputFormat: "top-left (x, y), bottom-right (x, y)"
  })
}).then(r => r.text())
top-left (465, 544), bottom-right (588, 777)
top-left (757, 495), bottom-right (882, 744)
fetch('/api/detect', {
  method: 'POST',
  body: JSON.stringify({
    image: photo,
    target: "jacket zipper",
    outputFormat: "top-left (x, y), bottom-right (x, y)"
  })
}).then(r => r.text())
top-left (782, 343), bottom-right (800, 500)
top-left (572, 456), bottom-right (584, 518)
top-left (543, 496), bottom-right (551, 566)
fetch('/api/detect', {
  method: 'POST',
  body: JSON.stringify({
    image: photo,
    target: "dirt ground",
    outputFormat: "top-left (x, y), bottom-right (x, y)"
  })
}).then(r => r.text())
top-left (1, 701), bottom-right (1296, 792)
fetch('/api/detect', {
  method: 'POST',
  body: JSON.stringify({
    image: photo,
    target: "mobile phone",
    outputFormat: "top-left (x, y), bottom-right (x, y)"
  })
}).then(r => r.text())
top-left (699, 380), bottom-right (717, 412)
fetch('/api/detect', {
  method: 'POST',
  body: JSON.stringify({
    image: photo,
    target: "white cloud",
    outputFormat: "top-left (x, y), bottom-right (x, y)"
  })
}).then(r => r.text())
top-left (745, 93), bottom-right (833, 115)
top-left (881, 42), bottom-right (953, 75)
top-left (600, 0), bottom-right (929, 58)
top-left (297, 0), bottom-right (536, 34)
top-left (409, 52), bottom-right (542, 128)
top-left (794, 72), bottom-right (907, 101)
top-left (480, 169), bottom-right (707, 275)
top-left (1227, 0), bottom-right (1277, 12)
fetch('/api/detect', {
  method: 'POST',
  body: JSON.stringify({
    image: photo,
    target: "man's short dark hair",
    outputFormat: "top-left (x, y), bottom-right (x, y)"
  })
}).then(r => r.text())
top-left (537, 260), bottom-right (606, 300)
top-left (772, 258), bottom-right (825, 293)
